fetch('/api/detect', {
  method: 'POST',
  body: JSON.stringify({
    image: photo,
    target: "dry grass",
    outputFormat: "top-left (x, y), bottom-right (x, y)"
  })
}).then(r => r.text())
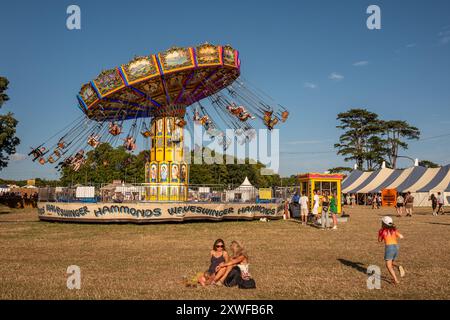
top-left (1, 206), bottom-right (450, 300)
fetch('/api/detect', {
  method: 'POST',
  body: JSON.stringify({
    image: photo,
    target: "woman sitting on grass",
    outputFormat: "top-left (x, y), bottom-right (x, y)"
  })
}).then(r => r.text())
top-left (215, 240), bottom-right (256, 289)
top-left (198, 239), bottom-right (229, 286)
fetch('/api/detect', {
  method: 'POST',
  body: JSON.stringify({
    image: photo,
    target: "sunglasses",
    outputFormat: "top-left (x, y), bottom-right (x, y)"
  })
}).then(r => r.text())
top-left (215, 244), bottom-right (224, 248)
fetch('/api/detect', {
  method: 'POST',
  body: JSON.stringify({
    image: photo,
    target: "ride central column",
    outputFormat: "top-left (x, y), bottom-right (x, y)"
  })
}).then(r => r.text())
top-left (145, 116), bottom-right (188, 201)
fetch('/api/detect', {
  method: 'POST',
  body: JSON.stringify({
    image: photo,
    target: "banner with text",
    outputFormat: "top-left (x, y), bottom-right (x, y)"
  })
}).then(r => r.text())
top-left (37, 202), bottom-right (284, 223)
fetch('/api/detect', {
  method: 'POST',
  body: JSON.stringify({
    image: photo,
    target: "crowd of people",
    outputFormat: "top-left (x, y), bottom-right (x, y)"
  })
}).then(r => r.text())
top-left (289, 190), bottom-right (339, 230)
top-left (0, 192), bottom-right (39, 209)
top-left (343, 192), bottom-right (446, 217)
top-left (428, 192), bottom-right (446, 216)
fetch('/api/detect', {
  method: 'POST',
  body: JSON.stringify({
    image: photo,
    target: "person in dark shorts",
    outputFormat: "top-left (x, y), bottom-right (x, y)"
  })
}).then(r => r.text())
top-left (405, 191), bottom-right (414, 217)
top-left (429, 193), bottom-right (437, 216)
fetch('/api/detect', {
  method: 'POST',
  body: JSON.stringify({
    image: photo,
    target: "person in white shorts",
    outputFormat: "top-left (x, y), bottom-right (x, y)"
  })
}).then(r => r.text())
top-left (312, 190), bottom-right (320, 222)
top-left (300, 192), bottom-right (309, 225)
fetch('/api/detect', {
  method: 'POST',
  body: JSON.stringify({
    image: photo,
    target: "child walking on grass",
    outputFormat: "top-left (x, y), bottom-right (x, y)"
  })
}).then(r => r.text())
top-left (378, 216), bottom-right (406, 284)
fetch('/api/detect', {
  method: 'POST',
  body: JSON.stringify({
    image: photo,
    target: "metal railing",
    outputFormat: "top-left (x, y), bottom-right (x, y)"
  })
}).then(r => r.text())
top-left (36, 183), bottom-right (288, 204)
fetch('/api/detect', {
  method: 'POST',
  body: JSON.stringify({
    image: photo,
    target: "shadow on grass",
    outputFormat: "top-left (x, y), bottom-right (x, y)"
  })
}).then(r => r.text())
top-left (287, 219), bottom-right (324, 229)
top-left (0, 220), bottom-right (40, 223)
top-left (338, 258), bottom-right (394, 284)
top-left (428, 222), bottom-right (450, 226)
top-left (337, 259), bottom-right (367, 274)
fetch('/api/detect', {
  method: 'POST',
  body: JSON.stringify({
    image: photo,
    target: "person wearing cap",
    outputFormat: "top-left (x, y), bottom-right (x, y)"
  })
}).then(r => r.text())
top-left (378, 216), bottom-right (406, 284)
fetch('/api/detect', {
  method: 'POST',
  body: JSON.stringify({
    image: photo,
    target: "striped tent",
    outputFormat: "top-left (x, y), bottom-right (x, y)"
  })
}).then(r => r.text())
top-left (342, 165), bottom-right (450, 207)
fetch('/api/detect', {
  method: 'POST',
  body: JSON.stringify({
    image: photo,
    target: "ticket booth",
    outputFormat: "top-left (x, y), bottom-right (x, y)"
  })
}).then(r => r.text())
top-left (298, 173), bottom-right (344, 214)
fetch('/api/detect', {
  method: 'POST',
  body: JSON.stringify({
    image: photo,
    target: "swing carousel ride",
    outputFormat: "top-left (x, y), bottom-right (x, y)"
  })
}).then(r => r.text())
top-left (30, 43), bottom-right (289, 202)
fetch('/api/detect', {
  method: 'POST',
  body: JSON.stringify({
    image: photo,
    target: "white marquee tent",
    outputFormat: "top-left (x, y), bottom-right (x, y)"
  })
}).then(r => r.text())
top-left (225, 177), bottom-right (257, 202)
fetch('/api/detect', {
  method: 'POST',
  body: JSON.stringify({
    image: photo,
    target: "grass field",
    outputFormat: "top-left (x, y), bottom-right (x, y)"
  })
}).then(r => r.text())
top-left (1, 206), bottom-right (450, 300)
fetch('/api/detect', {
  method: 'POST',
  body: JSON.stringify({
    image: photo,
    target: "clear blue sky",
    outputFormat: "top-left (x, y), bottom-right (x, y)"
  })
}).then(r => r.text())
top-left (1, 0), bottom-right (450, 180)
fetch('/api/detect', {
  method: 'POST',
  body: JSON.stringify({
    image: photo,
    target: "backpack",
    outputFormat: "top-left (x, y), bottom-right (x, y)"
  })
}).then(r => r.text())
top-left (238, 278), bottom-right (256, 289)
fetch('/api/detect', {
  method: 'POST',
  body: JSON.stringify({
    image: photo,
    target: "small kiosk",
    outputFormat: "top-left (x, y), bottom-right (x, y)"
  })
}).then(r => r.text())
top-left (298, 173), bottom-right (344, 214)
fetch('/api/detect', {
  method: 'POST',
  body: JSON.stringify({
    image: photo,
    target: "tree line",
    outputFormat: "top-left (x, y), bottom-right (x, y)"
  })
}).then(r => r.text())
top-left (0, 76), bottom-right (20, 170)
top-left (58, 143), bottom-right (284, 188)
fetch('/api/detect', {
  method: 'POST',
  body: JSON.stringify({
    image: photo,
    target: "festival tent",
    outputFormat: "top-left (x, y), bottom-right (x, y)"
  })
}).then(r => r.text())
top-left (344, 168), bottom-right (394, 194)
top-left (445, 181), bottom-right (450, 205)
top-left (225, 177), bottom-right (257, 202)
top-left (341, 170), bottom-right (364, 191)
top-left (366, 169), bottom-right (404, 193)
top-left (0, 185), bottom-right (10, 194)
top-left (341, 171), bottom-right (372, 194)
top-left (342, 165), bottom-right (450, 207)
top-left (23, 185), bottom-right (38, 189)
top-left (413, 165), bottom-right (450, 206)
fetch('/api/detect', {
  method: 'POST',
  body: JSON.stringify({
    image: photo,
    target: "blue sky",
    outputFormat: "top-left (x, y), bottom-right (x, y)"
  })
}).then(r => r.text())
top-left (1, 0), bottom-right (450, 180)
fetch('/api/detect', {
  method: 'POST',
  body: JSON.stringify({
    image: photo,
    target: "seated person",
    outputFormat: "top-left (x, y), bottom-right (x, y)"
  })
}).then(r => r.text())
top-left (215, 240), bottom-right (255, 289)
top-left (198, 239), bottom-right (229, 286)
top-left (57, 140), bottom-right (67, 149)
top-left (109, 122), bottom-right (122, 136)
top-left (281, 110), bottom-right (289, 122)
top-left (140, 123), bottom-right (153, 138)
top-left (175, 118), bottom-right (186, 128)
top-left (123, 136), bottom-right (136, 151)
top-left (87, 135), bottom-right (101, 148)
top-left (29, 146), bottom-right (46, 161)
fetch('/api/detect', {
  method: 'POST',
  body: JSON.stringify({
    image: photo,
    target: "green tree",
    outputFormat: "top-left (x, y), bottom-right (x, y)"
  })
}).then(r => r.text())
top-left (0, 77), bottom-right (20, 170)
top-left (365, 135), bottom-right (389, 170)
top-left (328, 167), bottom-right (353, 174)
top-left (60, 143), bottom-right (147, 185)
top-left (334, 109), bottom-right (384, 170)
top-left (279, 174), bottom-right (299, 187)
top-left (382, 120), bottom-right (420, 169)
top-left (418, 160), bottom-right (440, 168)
top-left (59, 144), bottom-right (284, 188)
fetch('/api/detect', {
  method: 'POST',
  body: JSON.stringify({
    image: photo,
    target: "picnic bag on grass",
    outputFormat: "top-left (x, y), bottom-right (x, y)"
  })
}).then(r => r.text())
top-left (238, 278), bottom-right (256, 289)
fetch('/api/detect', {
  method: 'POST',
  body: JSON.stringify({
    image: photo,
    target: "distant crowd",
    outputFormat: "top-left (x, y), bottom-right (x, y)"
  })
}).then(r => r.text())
top-left (344, 192), bottom-right (446, 216)
top-left (0, 192), bottom-right (39, 209)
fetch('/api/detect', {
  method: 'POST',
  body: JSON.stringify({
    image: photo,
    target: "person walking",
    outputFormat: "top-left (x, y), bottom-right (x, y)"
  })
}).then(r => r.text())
top-left (299, 192), bottom-right (309, 225)
top-left (321, 191), bottom-right (330, 229)
top-left (377, 193), bottom-right (382, 209)
top-left (312, 190), bottom-right (320, 223)
top-left (330, 192), bottom-right (338, 230)
top-left (437, 192), bottom-right (445, 215)
top-left (346, 194), bottom-right (351, 207)
top-left (405, 192), bottom-right (414, 217)
top-left (429, 193), bottom-right (438, 216)
top-left (350, 194), bottom-right (356, 208)
top-left (396, 193), bottom-right (404, 217)
top-left (290, 192), bottom-right (300, 219)
top-left (371, 194), bottom-right (377, 209)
